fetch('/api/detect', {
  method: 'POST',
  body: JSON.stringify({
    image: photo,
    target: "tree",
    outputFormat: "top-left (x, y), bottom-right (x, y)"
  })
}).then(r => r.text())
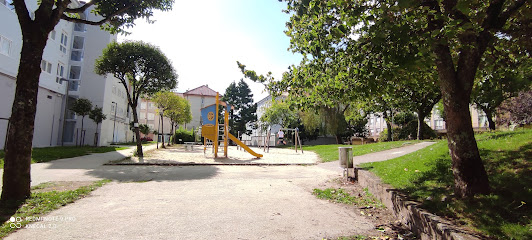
top-left (280, 0), bottom-right (530, 198)
top-left (497, 90), bottom-right (532, 126)
top-left (95, 41), bottom-right (177, 157)
top-left (165, 97), bottom-right (192, 143)
top-left (89, 106), bottom-right (106, 146)
top-left (70, 98), bottom-right (92, 146)
top-left (221, 80), bottom-right (257, 136)
top-left (152, 91), bottom-right (183, 147)
top-left (472, 45), bottom-right (531, 130)
top-left (139, 124), bottom-right (151, 138)
top-left (2, 0), bottom-right (173, 203)
top-left (260, 100), bottom-right (299, 129)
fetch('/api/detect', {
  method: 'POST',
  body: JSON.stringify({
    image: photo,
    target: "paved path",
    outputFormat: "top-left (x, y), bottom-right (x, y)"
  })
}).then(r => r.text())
top-left (4, 142), bottom-right (435, 240)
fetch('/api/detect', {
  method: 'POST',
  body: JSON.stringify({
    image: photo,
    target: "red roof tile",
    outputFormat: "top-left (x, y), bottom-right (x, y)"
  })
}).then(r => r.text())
top-left (183, 85), bottom-right (218, 97)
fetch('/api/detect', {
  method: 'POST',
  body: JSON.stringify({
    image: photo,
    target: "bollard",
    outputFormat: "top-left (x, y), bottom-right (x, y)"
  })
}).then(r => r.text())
top-left (339, 147), bottom-right (353, 180)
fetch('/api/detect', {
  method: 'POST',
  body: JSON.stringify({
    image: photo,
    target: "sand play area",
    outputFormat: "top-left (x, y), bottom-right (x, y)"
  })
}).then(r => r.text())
top-left (111, 144), bottom-right (320, 165)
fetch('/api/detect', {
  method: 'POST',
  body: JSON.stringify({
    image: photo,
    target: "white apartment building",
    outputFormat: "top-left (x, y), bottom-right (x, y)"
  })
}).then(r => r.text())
top-left (0, 0), bottom-right (133, 148)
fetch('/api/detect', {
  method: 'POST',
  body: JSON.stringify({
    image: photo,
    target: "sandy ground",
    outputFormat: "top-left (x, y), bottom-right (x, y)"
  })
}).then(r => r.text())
top-left (120, 144), bottom-right (319, 165)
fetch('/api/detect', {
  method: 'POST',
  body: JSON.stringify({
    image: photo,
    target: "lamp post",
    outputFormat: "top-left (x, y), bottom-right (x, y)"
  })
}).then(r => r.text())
top-left (111, 101), bottom-right (117, 144)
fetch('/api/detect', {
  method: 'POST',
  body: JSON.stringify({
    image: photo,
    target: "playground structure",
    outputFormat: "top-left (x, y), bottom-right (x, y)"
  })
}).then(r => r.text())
top-left (200, 93), bottom-right (263, 158)
top-left (258, 128), bottom-right (303, 153)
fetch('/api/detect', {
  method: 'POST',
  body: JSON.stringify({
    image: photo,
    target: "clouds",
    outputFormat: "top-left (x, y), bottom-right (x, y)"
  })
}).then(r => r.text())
top-left (120, 0), bottom-right (301, 102)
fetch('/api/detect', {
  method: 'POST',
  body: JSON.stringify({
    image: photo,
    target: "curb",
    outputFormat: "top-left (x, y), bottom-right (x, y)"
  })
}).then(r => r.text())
top-left (355, 168), bottom-right (484, 240)
top-left (105, 162), bottom-right (317, 167)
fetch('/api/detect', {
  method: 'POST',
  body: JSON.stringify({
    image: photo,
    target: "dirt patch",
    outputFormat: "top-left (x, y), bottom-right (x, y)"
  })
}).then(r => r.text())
top-left (31, 181), bottom-right (96, 193)
top-left (315, 178), bottom-right (416, 239)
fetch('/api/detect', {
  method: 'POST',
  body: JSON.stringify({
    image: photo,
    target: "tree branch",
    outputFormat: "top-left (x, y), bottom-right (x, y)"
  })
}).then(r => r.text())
top-left (60, 4), bottom-right (132, 26)
top-left (13, 0), bottom-right (32, 30)
top-left (64, 1), bottom-right (95, 13)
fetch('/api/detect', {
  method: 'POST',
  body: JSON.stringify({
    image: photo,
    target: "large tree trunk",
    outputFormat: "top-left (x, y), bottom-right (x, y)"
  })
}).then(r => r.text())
top-left (433, 42), bottom-right (490, 198)
top-left (131, 106), bottom-right (143, 157)
top-left (416, 112), bottom-right (426, 140)
top-left (1, 32), bottom-right (48, 202)
top-left (486, 113), bottom-right (496, 131)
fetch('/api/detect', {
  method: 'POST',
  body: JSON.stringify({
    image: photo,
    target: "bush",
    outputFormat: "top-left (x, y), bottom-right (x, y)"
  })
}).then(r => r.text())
top-left (398, 120), bottom-right (437, 140)
top-left (173, 127), bottom-right (194, 144)
top-left (378, 127), bottom-right (401, 142)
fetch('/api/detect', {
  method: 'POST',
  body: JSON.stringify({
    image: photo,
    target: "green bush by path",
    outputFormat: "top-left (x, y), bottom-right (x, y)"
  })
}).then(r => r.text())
top-left (0, 146), bottom-right (128, 169)
top-left (304, 140), bottom-right (421, 163)
top-left (360, 129), bottom-right (532, 239)
top-left (173, 127), bottom-right (194, 144)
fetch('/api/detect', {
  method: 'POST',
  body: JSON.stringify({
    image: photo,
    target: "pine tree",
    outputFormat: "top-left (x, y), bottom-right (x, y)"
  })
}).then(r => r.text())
top-left (222, 79), bottom-right (257, 136)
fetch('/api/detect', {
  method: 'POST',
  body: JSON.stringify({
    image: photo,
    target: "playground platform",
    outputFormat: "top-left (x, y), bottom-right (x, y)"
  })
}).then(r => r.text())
top-left (108, 145), bottom-right (319, 166)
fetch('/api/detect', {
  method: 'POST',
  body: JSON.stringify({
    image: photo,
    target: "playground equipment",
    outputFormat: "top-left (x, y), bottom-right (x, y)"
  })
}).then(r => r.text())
top-left (200, 93), bottom-right (263, 158)
top-left (258, 127), bottom-right (303, 153)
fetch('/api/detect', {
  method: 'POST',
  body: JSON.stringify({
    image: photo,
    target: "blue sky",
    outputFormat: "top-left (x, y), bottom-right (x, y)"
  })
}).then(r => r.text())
top-left (120, 0), bottom-right (302, 102)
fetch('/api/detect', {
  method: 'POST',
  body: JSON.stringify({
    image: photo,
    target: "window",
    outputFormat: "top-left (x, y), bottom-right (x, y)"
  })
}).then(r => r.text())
top-left (56, 63), bottom-right (65, 83)
top-left (148, 103), bottom-right (155, 109)
top-left (68, 80), bottom-right (79, 91)
top-left (148, 113), bottom-right (154, 121)
top-left (1, 35), bottom-right (12, 56)
top-left (40, 60), bottom-right (52, 73)
top-left (74, 23), bottom-right (86, 32)
top-left (60, 32), bottom-right (68, 54)
top-left (70, 50), bottom-right (83, 61)
top-left (69, 66), bottom-right (81, 79)
top-left (148, 124), bottom-right (154, 130)
top-left (1, 0), bottom-right (15, 11)
top-left (140, 102), bottom-right (147, 109)
top-left (49, 30), bottom-right (56, 40)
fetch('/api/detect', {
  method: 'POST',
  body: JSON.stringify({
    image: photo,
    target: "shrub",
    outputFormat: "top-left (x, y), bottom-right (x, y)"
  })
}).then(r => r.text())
top-left (398, 120), bottom-right (437, 140)
top-left (173, 127), bottom-right (194, 143)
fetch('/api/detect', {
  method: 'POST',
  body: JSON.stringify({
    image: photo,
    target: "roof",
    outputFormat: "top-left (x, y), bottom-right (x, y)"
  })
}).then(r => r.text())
top-left (183, 85), bottom-right (218, 97)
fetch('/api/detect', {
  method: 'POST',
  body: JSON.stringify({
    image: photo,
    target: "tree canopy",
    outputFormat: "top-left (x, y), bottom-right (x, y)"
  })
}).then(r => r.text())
top-left (95, 41), bottom-right (177, 156)
top-left (221, 80), bottom-right (257, 136)
top-left (275, 0), bottom-right (530, 198)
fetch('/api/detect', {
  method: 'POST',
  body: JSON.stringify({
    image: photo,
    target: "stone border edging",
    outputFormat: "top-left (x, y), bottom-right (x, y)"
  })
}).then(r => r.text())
top-left (355, 168), bottom-right (484, 240)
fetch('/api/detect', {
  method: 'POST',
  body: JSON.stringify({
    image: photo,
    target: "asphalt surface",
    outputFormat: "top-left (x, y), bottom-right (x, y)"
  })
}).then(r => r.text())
top-left (3, 142), bottom-right (435, 240)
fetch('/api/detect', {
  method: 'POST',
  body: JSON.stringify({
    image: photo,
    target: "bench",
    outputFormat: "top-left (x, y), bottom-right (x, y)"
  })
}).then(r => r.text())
top-left (184, 142), bottom-right (194, 151)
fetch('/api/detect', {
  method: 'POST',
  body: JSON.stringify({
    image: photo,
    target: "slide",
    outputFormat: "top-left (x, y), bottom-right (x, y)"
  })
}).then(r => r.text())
top-left (228, 133), bottom-right (263, 158)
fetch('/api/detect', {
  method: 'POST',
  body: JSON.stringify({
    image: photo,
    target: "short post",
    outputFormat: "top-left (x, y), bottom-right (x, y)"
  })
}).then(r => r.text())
top-left (339, 147), bottom-right (353, 180)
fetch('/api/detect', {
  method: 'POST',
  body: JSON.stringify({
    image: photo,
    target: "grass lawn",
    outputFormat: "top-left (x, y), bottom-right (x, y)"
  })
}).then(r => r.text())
top-left (0, 146), bottom-right (129, 169)
top-left (360, 129), bottom-right (532, 239)
top-left (0, 180), bottom-right (111, 238)
top-left (303, 140), bottom-right (421, 162)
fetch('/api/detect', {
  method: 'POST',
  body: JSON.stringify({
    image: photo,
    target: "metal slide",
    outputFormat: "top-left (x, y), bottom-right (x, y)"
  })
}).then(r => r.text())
top-left (227, 133), bottom-right (263, 158)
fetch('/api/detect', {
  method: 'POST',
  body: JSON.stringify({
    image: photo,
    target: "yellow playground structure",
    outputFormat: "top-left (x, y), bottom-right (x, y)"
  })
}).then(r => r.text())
top-left (200, 93), bottom-right (263, 158)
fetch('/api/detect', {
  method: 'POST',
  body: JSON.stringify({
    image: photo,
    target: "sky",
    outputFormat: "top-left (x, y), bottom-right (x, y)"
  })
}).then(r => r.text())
top-left (119, 0), bottom-right (302, 103)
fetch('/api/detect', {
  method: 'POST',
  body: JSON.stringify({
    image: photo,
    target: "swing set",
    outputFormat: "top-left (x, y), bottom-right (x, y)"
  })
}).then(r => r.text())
top-left (260, 127), bottom-right (303, 154)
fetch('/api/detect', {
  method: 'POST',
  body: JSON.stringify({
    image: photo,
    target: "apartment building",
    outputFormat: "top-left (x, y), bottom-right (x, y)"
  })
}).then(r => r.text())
top-left (182, 85), bottom-right (218, 130)
top-left (0, 0), bottom-right (132, 148)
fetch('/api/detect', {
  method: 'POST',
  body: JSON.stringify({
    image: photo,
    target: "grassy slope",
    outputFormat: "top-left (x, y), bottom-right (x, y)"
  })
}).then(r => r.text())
top-left (0, 146), bottom-right (128, 168)
top-left (0, 180), bottom-right (111, 238)
top-left (304, 140), bottom-right (420, 162)
top-left (360, 129), bottom-right (532, 239)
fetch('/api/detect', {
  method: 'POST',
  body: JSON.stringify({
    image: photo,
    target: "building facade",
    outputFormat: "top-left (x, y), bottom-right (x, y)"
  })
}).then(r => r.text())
top-left (182, 85), bottom-right (218, 131)
top-left (0, 0), bottom-right (133, 148)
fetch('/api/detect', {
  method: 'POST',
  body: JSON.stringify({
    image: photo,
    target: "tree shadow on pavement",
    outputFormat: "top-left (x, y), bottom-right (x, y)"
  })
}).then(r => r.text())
top-left (85, 165), bottom-right (219, 182)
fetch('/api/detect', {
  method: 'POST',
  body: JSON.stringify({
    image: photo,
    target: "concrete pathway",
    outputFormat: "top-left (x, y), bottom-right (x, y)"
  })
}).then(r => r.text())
top-left (4, 142), bottom-right (435, 240)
